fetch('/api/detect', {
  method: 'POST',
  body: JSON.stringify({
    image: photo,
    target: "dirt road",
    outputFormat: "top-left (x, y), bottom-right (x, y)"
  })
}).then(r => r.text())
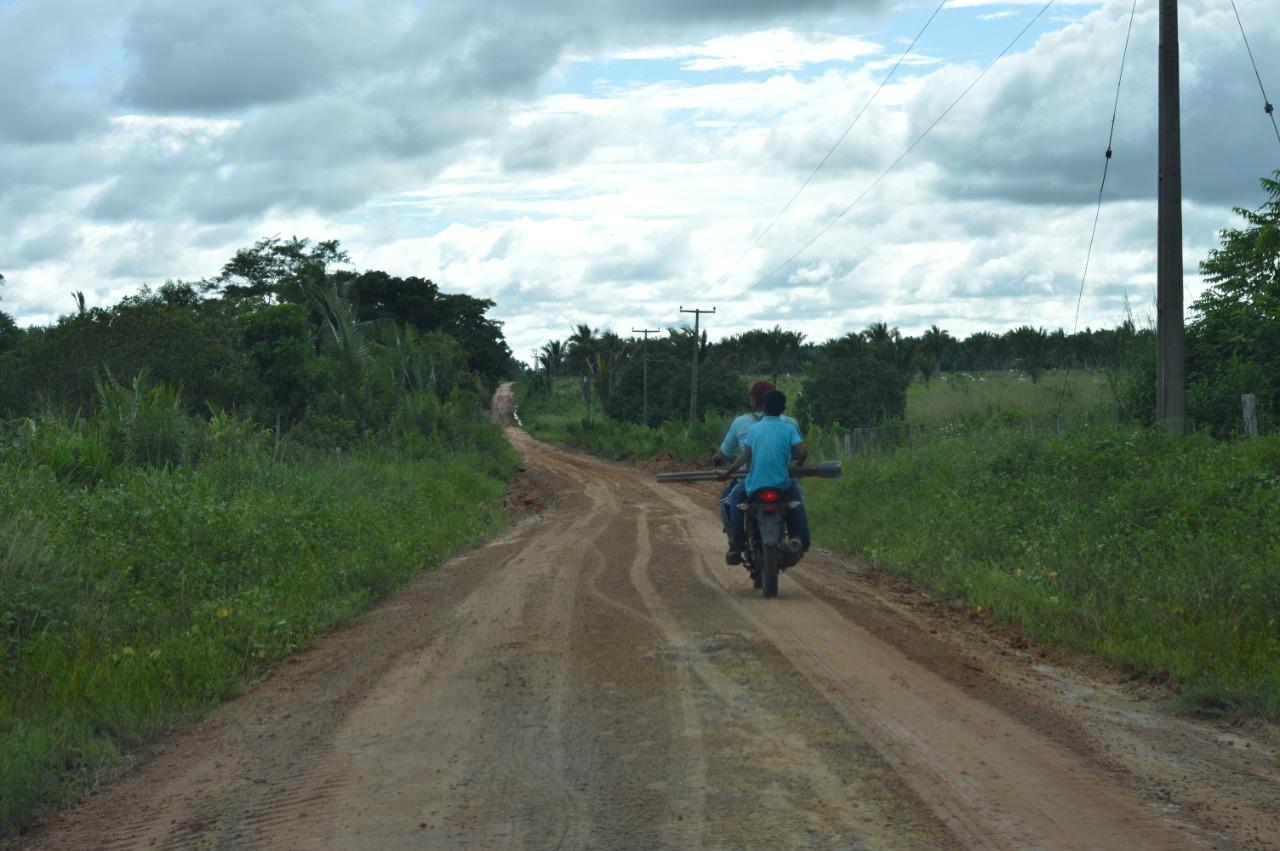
top-left (18, 387), bottom-right (1280, 849)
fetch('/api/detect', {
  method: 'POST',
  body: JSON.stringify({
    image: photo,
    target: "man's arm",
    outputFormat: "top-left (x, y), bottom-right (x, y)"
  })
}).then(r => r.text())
top-left (719, 445), bottom-right (752, 480)
top-left (791, 441), bottom-right (808, 465)
top-left (713, 417), bottom-right (741, 465)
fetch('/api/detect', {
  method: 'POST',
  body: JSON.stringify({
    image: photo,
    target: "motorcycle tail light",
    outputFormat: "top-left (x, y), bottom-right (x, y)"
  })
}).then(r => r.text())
top-left (758, 489), bottom-right (781, 503)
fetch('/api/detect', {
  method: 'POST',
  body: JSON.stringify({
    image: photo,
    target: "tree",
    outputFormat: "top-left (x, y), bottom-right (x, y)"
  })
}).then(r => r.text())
top-left (797, 353), bottom-right (908, 428)
top-left (1186, 171), bottom-right (1280, 432)
top-left (566, 324), bottom-right (599, 423)
top-left (605, 348), bottom-right (741, 426)
top-left (755, 326), bottom-right (806, 381)
top-left (219, 236), bottom-right (349, 302)
top-left (920, 324), bottom-right (954, 381)
top-left (233, 303), bottom-right (316, 423)
top-left (1009, 326), bottom-right (1050, 383)
top-left (0, 273), bottom-right (20, 354)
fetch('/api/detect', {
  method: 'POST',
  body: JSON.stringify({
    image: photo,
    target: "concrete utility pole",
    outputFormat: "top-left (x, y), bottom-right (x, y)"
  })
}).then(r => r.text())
top-left (680, 306), bottom-right (715, 423)
top-left (632, 328), bottom-right (661, 426)
top-left (1157, 0), bottom-right (1186, 432)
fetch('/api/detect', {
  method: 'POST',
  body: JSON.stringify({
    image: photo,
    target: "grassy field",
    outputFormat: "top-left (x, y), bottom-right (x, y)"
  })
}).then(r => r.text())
top-left (806, 425), bottom-right (1280, 717)
top-left (906, 370), bottom-right (1118, 424)
top-left (0, 429), bottom-right (517, 836)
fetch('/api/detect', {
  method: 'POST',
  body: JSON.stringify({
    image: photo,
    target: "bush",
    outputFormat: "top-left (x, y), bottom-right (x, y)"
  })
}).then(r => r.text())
top-left (797, 353), bottom-right (908, 428)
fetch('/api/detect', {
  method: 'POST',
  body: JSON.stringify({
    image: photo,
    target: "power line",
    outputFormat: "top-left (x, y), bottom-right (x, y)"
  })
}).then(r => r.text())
top-left (1228, 0), bottom-right (1280, 146)
top-left (710, 0), bottom-right (949, 292)
top-left (1056, 0), bottom-right (1141, 418)
top-left (731, 0), bottom-right (1056, 299)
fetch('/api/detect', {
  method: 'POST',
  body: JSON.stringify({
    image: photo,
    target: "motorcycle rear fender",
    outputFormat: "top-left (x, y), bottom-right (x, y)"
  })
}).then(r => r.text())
top-left (753, 508), bottom-right (785, 546)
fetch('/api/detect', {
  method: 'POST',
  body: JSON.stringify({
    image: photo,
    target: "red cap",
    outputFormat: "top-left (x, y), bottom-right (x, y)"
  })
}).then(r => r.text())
top-left (748, 380), bottom-right (775, 401)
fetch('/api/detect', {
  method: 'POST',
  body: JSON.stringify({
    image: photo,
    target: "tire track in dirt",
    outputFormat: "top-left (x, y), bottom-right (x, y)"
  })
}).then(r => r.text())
top-left (16, 407), bottom-right (1274, 849)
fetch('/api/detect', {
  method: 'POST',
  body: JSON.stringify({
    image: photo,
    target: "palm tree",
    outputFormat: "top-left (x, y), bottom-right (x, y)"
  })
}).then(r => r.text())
top-left (540, 339), bottom-right (565, 376)
top-left (920, 324), bottom-right (954, 382)
top-left (566, 324), bottom-right (599, 424)
top-left (757, 326), bottom-right (806, 382)
top-left (1009, 326), bottom-right (1050, 383)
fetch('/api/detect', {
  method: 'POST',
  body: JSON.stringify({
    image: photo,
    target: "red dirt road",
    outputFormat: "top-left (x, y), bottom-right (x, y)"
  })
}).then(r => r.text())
top-left (15, 388), bottom-right (1279, 849)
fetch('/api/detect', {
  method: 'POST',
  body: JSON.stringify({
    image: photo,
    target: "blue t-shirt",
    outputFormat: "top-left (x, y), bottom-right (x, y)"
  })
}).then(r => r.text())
top-left (719, 412), bottom-right (799, 461)
top-left (743, 416), bottom-right (803, 495)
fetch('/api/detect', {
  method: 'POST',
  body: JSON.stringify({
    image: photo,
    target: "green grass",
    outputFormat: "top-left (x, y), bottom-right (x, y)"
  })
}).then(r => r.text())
top-left (806, 425), bottom-right (1280, 718)
top-left (0, 436), bottom-right (517, 837)
top-left (906, 370), bottom-right (1117, 425)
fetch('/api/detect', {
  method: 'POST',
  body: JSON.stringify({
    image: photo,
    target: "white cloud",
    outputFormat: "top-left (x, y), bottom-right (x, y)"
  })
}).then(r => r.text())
top-left (1, 0), bottom-right (1276, 366)
top-left (615, 28), bottom-right (881, 71)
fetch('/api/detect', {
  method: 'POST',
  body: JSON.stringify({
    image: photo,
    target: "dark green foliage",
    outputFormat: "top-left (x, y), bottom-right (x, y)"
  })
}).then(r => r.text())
top-left (0, 238), bottom-right (513, 436)
top-left (797, 353), bottom-right (908, 428)
top-left (0, 296), bottom-right (235, 418)
top-left (1009, 326), bottom-right (1050, 384)
top-left (0, 310), bottom-right (19, 354)
top-left (605, 354), bottom-right (742, 425)
top-left (219, 236), bottom-right (348, 302)
top-left (1187, 171), bottom-right (1280, 435)
top-left (233, 303), bottom-right (318, 423)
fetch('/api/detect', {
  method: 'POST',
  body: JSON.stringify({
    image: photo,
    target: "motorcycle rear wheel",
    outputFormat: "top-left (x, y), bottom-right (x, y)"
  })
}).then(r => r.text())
top-left (760, 544), bottom-right (780, 598)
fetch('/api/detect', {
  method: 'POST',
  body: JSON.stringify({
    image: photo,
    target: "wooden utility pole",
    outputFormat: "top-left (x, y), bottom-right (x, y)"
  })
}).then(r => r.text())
top-left (1157, 0), bottom-right (1185, 432)
top-left (632, 327), bottom-right (661, 426)
top-left (680, 306), bottom-right (714, 423)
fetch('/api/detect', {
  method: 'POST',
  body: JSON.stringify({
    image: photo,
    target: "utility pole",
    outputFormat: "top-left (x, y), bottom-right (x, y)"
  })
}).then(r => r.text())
top-left (530, 348), bottom-right (541, 392)
top-left (680, 306), bottom-right (715, 423)
top-left (632, 327), bottom-right (661, 426)
top-left (1157, 0), bottom-right (1185, 432)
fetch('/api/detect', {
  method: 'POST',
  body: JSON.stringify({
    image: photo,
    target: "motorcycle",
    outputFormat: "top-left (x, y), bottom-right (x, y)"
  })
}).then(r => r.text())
top-left (655, 460), bottom-right (841, 599)
top-left (739, 485), bottom-right (805, 598)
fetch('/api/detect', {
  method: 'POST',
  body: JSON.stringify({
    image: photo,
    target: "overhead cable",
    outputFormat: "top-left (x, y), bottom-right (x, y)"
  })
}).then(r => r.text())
top-left (1228, 0), bottom-right (1280, 146)
top-left (711, 0), bottom-right (949, 292)
top-left (1056, 0), bottom-right (1140, 418)
top-left (732, 0), bottom-right (1056, 299)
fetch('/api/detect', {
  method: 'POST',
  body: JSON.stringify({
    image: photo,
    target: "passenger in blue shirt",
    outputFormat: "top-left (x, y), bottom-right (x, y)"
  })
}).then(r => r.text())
top-left (718, 389), bottom-right (811, 565)
top-left (712, 381), bottom-right (798, 557)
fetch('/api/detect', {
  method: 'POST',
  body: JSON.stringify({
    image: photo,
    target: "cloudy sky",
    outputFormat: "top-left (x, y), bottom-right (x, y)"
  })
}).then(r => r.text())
top-left (1, 0), bottom-right (1277, 359)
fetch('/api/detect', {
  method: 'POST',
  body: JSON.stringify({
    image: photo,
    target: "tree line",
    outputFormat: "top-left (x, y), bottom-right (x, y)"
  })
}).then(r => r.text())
top-left (0, 237), bottom-right (519, 446)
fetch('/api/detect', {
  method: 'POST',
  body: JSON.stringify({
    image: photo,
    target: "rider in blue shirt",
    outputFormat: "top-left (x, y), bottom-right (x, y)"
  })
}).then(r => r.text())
top-left (713, 381), bottom-right (799, 562)
top-left (719, 389), bottom-right (811, 564)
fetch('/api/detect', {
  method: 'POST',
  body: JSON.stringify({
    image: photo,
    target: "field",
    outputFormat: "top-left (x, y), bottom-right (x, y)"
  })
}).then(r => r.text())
top-left (906, 370), bottom-right (1117, 423)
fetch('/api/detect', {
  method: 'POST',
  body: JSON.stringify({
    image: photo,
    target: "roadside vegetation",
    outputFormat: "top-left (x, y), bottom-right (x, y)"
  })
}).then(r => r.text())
top-left (515, 172), bottom-right (1280, 719)
top-left (0, 238), bottom-right (521, 837)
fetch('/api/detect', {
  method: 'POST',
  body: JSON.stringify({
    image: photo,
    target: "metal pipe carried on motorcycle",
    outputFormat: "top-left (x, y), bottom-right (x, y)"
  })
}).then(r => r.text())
top-left (653, 459), bottom-right (842, 484)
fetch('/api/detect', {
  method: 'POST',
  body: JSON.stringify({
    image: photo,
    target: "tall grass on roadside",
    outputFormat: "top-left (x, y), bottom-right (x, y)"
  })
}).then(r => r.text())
top-left (0, 413), bottom-right (517, 837)
top-left (806, 425), bottom-right (1280, 718)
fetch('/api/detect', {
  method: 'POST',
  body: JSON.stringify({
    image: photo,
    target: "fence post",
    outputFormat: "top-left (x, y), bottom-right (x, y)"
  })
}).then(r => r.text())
top-left (1242, 394), bottom-right (1258, 437)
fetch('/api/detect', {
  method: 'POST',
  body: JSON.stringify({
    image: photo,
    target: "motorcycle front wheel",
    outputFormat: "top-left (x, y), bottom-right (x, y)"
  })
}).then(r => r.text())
top-left (760, 543), bottom-right (780, 598)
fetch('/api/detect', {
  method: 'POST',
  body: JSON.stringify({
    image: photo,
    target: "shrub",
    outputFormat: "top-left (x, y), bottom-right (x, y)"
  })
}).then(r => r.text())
top-left (797, 353), bottom-right (908, 428)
